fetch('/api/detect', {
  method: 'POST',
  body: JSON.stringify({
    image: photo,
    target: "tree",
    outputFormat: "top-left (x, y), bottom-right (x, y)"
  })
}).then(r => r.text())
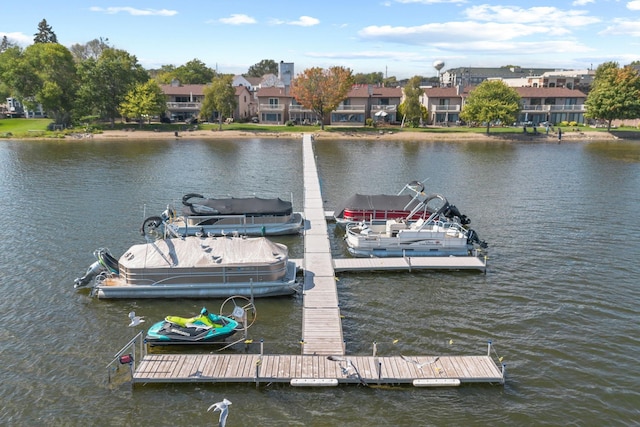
top-left (460, 80), bottom-right (521, 134)
top-left (0, 36), bottom-right (17, 53)
top-left (201, 74), bottom-right (237, 130)
top-left (76, 48), bottom-right (149, 125)
top-left (118, 80), bottom-right (167, 127)
top-left (33, 19), bottom-right (58, 44)
top-left (246, 59), bottom-right (278, 77)
top-left (290, 66), bottom-right (355, 130)
top-left (70, 37), bottom-right (110, 61)
top-left (585, 62), bottom-right (640, 131)
top-left (354, 72), bottom-right (384, 85)
top-left (400, 75), bottom-right (424, 127)
top-left (5, 43), bottom-right (77, 125)
top-left (174, 59), bottom-right (216, 84)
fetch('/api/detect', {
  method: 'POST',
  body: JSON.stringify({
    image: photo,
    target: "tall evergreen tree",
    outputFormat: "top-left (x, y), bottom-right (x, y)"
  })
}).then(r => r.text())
top-left (33, 19), bottom-right (58, 44)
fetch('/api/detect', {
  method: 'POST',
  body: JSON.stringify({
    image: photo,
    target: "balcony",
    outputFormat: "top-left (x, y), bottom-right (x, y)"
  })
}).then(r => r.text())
top-left (371, 104), bottom-right (398, 112)
top-left (521, 104), bottom-right (585, 112)
top-left (334, 105), bottom-right (366, 112)
top-left (259, 104), bottom-right (285, 111)
top-left (166, 102), bottom-right (201, 110)
top-left (430, 105), bottom-right (461, 112)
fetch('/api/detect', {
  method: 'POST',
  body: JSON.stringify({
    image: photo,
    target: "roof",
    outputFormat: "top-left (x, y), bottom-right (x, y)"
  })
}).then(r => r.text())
top-left (255, 86), bottom-right (291, 98)
top-left (346, 85), bottom-right (403, 99)
top-left (160, 84), bottom-right (207, 96)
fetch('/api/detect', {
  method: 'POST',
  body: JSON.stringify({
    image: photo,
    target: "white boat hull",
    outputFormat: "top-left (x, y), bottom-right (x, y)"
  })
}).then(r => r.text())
top-left (345, 219), bottom-right (474, 258)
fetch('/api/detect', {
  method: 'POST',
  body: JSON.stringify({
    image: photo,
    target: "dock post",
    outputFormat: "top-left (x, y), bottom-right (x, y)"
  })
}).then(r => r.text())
top-left (487, 339), bottom-right (492, 356)
top-left (501, 363), bottom-right (507, 383)
top-left (372, 341), bottom-right (377, 357)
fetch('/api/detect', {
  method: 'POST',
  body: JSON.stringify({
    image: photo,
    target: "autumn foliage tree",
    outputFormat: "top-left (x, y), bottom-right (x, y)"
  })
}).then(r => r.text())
top-left (290, 66), bottom-right (354, 130)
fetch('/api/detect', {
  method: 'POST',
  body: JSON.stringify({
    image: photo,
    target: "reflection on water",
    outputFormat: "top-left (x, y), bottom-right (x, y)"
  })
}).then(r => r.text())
top-left (0, 137), bottom-right (638, 426)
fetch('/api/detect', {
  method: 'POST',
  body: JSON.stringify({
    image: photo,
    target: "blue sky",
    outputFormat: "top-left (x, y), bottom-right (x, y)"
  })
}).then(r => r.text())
top-left (2, 0), bottom-right (640, 79)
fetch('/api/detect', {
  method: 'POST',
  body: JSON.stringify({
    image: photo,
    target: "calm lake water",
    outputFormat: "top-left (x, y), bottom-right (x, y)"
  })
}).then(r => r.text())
top-left (0, 136), bottom-right (639, 426)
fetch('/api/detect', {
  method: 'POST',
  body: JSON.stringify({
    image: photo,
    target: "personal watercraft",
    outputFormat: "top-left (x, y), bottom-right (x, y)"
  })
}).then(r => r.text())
top-left (145, 307), bottom-right (239, 346)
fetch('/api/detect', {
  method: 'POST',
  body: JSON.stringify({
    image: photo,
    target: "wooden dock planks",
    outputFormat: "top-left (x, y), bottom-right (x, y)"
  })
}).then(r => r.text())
top-left (133, 354), bottom-right (504, 386)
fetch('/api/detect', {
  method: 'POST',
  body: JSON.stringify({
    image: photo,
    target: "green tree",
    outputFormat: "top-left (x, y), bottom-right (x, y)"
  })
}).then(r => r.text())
top-left (290, 66), bottom-right (354, 130)
top-left (0, 36), bottom-right (17, 53)
top-left (6, 43), bottom-right (77, 125)
top-left (354, 72), bottom-right (384, 85)
top-left (585, 61), bottom-right (640, 131)
top-left (76, 48), bottom-right (149, 125)
top-left (0, 45), bottom-right (22, 100)
top-left (246, 59), bottom-right (278, 77)
top-left (460, 80), bottom-right (521, 134)
top-left (33, 19), bottom-right (58, 43)
top-left (174, 59), bottom-right (216, 84)
top-left (149, 64), bottom-right (177, 83)
top-left (118, 80), bottom-right (167, 127)
top-left (400, 75), bottom-right (425, 127)
top-left (201, 74), bottom-right (237, 130)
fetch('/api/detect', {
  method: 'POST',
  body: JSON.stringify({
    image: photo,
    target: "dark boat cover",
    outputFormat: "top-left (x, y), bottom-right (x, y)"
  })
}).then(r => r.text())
top-left (334, 194), bottom-right (422, 218)
top-left (184, 197), bottom-right (293, 217)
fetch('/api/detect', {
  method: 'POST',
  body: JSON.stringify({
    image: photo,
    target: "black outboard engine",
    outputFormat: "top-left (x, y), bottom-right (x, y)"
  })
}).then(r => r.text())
top-left (467, 229), bottom-right (488, 249)
top-left (74, 260), bottom-right (105, 289)
top-left (443, 204), bottom-right (471, 225)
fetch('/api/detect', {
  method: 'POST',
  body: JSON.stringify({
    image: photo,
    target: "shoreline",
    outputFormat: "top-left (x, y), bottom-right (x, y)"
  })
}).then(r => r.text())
top-left (85, 128), bottom-right (619, 142)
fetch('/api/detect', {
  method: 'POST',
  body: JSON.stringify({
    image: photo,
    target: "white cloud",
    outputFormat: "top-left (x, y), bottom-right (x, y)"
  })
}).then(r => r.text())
top-left (359, 21), bottom-right (571, 45)
top-left (0, 32), bottom-right (32, 46)
top-left (628, 1), bottom-right (640, 10)
top-left (572, 0), bottom-right (595, 5)
top-left (219, 14), bottom-right (256, 25)
top-left (89, 7), bottom-right (177, 16)
top-left (288, 16), bottom-right (320, 27)
top-left (464, 5), bottom-right (599, 27)
top-left (600, 19), bottom-right (640, 37)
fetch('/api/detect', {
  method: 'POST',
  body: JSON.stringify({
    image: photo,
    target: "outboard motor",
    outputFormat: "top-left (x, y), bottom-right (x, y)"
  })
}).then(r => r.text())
top-left (443, 204), bottom-right (470, 225)
top-left (74, 260), bottom-right (105, 289)
top-left (467, 229), bottom-right (488, 249)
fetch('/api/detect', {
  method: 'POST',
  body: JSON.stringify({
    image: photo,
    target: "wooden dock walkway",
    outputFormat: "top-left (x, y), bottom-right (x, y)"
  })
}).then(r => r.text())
top-left (133, 353), bottom-right (504, 387)
top-left (299, 133), bottom-right (345, 356)
top-left (121, 134), bottom-right (505, 388)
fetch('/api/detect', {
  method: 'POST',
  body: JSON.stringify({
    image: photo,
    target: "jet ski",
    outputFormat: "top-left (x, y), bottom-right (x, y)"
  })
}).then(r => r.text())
top-left (145, 307), bottom-right (239, 346)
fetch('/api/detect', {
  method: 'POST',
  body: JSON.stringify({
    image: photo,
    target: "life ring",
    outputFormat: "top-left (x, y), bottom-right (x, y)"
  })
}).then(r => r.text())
top-left (182, 193), bottom-right (204, 206)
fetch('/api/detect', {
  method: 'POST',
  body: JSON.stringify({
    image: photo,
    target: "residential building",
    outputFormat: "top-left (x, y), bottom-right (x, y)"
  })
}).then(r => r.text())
top-left (441, 66), bottom-right (557, 88)
top-left (420, 85), bottom-right (587, 126)
top-left (255, 86), bottom-right (291, 124)
top-left (515, 87), bottom-right (587, 125)
top-left (160, 81), bottom-right (204, 122)
top-left (330, 85), bottom-right (403, 126)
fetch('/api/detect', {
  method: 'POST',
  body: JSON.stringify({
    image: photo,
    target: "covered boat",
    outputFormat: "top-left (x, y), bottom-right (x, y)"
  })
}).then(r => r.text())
top-left (344, 193), bottom-right (487, 258)
top-left (74, 235), bottom-right (298, 299)
top-left (142, 194), bottom-right (304, 238)
top-left (333, 180), bottom-right (470, 226)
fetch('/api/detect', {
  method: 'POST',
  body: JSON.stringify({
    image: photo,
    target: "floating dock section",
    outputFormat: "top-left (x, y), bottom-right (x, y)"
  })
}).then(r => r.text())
top-left (120, 134), bottom-right (504, 388)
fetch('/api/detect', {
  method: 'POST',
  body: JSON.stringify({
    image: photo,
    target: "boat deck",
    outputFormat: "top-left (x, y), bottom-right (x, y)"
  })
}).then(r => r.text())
top-left (122, 134), bottom-right (504, 388)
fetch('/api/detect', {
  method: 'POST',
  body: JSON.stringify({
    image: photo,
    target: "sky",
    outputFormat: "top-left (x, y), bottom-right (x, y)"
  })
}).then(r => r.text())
top-left (2, 0), bottom-right (640, 79)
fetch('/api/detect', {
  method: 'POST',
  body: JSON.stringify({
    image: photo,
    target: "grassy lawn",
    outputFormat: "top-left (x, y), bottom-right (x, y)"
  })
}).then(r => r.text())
top-left (0, 117), bottom-right (628, 139)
